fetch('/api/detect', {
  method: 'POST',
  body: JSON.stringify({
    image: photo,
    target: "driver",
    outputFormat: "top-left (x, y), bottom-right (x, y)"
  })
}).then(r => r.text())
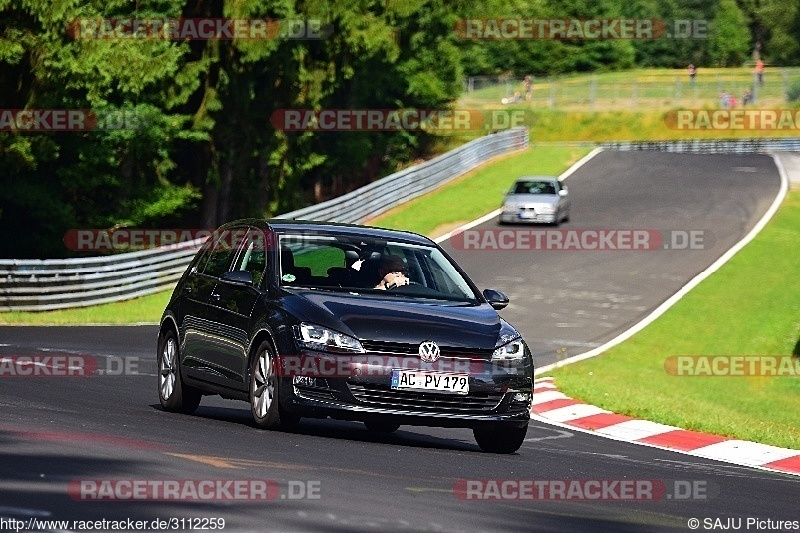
top-left (374, 255), bottom-right (410, 290)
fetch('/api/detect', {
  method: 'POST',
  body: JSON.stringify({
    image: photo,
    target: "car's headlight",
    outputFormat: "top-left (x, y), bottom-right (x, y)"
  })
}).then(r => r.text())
top-left (502, 204), bottom-right (520, 212)
top-left (294, 323), bottom-right (365, 353)
top-left (492, 338), bottom-right (526, 360)
top-left (536, 205), bottom-right (556, 214)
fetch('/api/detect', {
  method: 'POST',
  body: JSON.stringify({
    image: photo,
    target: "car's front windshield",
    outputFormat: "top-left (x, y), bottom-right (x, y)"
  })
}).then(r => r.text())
top-left (277, 233), bottom-right (478, 303)
top-left (511, 180), bottom-right (556, 195)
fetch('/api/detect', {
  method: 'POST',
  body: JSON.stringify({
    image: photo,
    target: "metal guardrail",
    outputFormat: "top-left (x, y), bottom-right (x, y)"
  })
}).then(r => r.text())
top-left (0, 128), bottom-right (529, 311)
top-left (530, 137), bottom-right (800, 153)
top-left (600, 137), bottom-right (800, 153)
top-left (276, 128), bottom-right (529, 223)
top-left (0, 240), bottom-right (200, 312)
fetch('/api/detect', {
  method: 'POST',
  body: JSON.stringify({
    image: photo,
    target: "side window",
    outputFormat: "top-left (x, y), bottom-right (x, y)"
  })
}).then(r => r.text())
top-left (189, 239), bottom-right (214, 272)
top-left (201, 230), bottom-right (237, 278)
top-left (232, 229), bottom-right (267, 287)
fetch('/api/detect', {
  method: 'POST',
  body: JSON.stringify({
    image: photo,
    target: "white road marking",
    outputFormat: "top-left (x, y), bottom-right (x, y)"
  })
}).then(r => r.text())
top-left (530, 390), bottom-right (568, 405)
top-left (595, 419), bottom-right (680, 441)
top-left (524, 427), bottom-right (573, 443)
top-left (690, 440), bottom-right (800, 466)
top-left (542, 403), bottom-right (609, 422)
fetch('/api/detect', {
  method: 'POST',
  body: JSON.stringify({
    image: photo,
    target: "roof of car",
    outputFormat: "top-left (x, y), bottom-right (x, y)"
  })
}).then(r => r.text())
top-left (217, 218), bottom-right (434, 246)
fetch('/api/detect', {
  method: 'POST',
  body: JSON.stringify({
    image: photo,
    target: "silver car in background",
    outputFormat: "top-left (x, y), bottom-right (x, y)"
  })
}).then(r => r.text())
top-left (499, 176), bottom-right (570, 225)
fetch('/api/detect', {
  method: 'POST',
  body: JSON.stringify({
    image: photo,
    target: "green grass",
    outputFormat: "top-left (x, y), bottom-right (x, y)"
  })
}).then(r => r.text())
top-left (526, 109), bottom-right (800, 143)
top-left (0, 290), bottom-right (172, 325)
top-left (461, 67), bottom-right (800, 142)
top-left (548, 190), bottom-right (800, 450)
top-left (369, 145), bottom-right (590, 236)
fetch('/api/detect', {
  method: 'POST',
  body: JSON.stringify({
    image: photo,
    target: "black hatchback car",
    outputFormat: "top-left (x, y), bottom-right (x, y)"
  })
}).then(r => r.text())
top-left (158, 220), bottom-right (534, 453)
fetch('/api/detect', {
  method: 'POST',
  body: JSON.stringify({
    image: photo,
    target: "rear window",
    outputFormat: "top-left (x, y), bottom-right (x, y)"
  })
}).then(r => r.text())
top-left (293, 244), bottom-right (345, 276)
top-left (511, 181), bottom-right (557, 195)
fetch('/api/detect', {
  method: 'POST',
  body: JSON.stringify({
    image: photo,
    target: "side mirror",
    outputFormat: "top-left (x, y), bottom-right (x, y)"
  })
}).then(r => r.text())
top-left (220, 270), bottom-right (254, 286)
top-left (558, 187), bottom-right (568, 196)
top-left (483, 289), bottom-right (509, 310)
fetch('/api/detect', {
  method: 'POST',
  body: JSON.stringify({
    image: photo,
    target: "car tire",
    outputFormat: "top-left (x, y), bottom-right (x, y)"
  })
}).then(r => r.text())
top-left (158, 330), bottom-right (202, 414)
top-left (473, 424), bottom-right (528, 454)
top-left (364, 420), bottom-right (400, 433)
top-left (250, 341), bottom-right (300, 430)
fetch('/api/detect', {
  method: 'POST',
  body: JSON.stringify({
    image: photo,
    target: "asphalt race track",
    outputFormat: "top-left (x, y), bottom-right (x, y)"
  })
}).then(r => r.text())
top-left (1, 151), bottom-right (796, 532)
top-left (442, 151), bottom-right (783, 366)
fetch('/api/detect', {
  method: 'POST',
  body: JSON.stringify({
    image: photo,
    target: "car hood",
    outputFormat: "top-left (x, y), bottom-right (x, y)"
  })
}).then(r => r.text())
top-left (504, 194), bottom-right (559, 206)
top-left (281, 289), bottom-right (504, 350)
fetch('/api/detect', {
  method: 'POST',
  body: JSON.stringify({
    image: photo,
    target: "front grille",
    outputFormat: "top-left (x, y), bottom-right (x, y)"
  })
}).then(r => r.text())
top-left (360, 340), bottom-right (491, 360)
top-left (295, 388), bottom-right (336, 401)
top-left (348, 383), bottom-right (504, 414)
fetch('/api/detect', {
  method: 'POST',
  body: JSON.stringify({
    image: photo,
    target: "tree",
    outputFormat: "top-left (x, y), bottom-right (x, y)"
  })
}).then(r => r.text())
top-left (0, 0), bottom-right (202, 257)
top-left (759, 0), bottom-right (800, 64)
top-left (708, 0), bottom-right (750, 66)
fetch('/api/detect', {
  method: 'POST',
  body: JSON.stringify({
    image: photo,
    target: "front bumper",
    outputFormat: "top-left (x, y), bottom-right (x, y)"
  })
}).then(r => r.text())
top-left (500, 210), bottom-right (557, 223)
top-left (279, 349), bottom-right (533, 429)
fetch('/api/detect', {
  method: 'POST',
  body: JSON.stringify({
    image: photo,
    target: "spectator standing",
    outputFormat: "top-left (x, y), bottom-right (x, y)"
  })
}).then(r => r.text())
top-left (688, 64), bottom-right (696, 84)
top-left (523, 75), bottom-right (532, 101)
top-left (755, 59), bottom-right (764, 85)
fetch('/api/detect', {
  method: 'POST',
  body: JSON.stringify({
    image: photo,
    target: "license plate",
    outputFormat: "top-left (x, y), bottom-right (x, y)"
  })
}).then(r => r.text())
top-left (391, 369), bottom-right (469, 394)
top-left (518, 210), bottom-right (536, 219)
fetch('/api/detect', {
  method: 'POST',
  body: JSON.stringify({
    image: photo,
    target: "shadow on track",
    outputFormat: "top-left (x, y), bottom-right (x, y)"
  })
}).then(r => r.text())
top-left (0, 428), bottom-right (250, 526)
top-left (150, 403), bottom-right (481, 453)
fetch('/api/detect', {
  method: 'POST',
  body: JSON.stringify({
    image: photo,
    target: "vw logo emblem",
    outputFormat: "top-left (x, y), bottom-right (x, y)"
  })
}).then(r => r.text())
top-left (418, 341), bottom-right (440, 363)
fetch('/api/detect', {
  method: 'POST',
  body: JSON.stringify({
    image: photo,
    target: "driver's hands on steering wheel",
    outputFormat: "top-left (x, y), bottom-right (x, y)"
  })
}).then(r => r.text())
top-left (376, 271), bottom-right (410, 290)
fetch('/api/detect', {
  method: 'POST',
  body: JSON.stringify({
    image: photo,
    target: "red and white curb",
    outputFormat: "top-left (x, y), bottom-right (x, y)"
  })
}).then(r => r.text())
top-left (531, 377), bottom-right (800, 477)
